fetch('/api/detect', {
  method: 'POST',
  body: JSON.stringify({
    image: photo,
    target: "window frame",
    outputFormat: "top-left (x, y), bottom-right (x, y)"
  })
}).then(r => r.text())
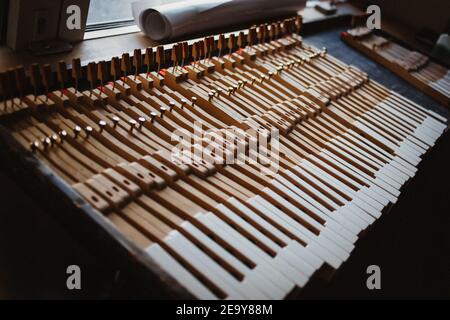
top-left (85, 19), bottom-right (135, 32)
top-left (84, 0), bottom-right (139, 39)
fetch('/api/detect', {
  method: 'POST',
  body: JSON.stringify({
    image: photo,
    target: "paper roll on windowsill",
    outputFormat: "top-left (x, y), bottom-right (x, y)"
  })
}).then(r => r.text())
top-left (132, 0), bottom-right (306, 42)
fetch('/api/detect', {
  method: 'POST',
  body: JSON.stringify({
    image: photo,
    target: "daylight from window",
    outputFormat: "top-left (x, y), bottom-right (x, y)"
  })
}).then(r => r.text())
top-left (87, 0), bottom-right (136, 24)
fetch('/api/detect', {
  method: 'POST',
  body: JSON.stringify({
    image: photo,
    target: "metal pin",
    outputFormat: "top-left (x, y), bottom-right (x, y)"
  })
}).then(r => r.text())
top-left (181, 98), bottom-right (187, 109)
top-left (51, 134), bottom-right (58, 146)
top-left (208, 92), bottom-right (214, 101)
top-left (227, 87), bottom-right (233, 95)
top-left (138, 117), bottom-right (146, 128)
top-left (216, 88), bottom-right (222, 97)
top-left (251, 76), bottom-right (256, 85)
top-left (169, 101), bottom-right (175, 112)
top-left (242, 79), bottom-right (247, 87)
top-left (267, 72), bottom-right (273, 80)
top-left (74, 126), bottom-right (82, 138)
top-left (31, 141), bottom-right (39, 153)
top-left (150, 111), bottom-right (158, 123)
top-left (85, 126), bottom-right (93, 138)
top-left (238, 80), bottom-right (243, 88)
top-left (98, 120), bottom-right (107, 133)
top-left (42, 137), bottom-right (51, 149)
top-left (59, 130), bottom-right (67, 143)
top-left (233, 85), bottom-right (238, 93)
top-left (112, 116), bottom-right (120, 128)
top-left (160, 106), bottom-right (167, 118)
top-left (191, 96), bottom-right (197, 107)
top-left (129, 119), bottom-right (137, 132)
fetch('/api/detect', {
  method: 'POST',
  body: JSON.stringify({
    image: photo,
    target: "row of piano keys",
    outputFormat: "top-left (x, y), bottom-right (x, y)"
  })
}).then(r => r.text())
top-left (0, 18), bottom-right (448, 299)
top-left (344, 27), bottom-right (450, 105)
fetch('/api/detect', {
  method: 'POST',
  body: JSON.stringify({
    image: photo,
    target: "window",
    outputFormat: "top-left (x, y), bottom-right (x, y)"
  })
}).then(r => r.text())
top-left (87, 0), bottom-right (136, 25)
top-left (84, 0), bottom-right (175, 39)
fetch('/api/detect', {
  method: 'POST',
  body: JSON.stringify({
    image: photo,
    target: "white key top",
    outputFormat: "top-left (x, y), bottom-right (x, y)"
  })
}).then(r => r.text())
top-left (145, 243), bottom-right (218, 299)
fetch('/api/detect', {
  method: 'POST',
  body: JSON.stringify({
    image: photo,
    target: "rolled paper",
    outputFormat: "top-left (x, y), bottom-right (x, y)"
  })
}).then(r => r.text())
top-left (132, 0), bottom-right (306, 41)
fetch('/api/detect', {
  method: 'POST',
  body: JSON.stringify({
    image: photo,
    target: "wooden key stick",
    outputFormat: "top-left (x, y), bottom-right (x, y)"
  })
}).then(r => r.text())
top-left (281, 19), bottom-right (289, 35)
top-left (217, 34), bottom-right (225, 57)
top-left (295, 15), bottom-right (302, 33)
top-left (144, 47), bottom-right (154, 77)
top-left (288, 18), bottom-right (296, 34)
top-left (121, 53), bottom-right (131, 83)
top-left (29, 63), bottom-right (42, 101)
top-left (237, 32), bottom-right (246, 49)
top-left (257, 24), bottom-right (266, 44)
top-left (263, 24), bottom-right (271, 43)
top-left (192, 41), bottom-right (199, 69)
top-left (181, 42), bottom-right (189, 67)
top-left (273, 22), bottom-right (280, 39)
top-left (227, 34), bottom-right (235, 56)
top-left (276, 21), bottom-right (284, 37)
top-left (199, 40), bottom-right (206, 62)
top-left (98, 60), bottom-right (108, 89)
top-left (268, 24), bottom-right (275, 41)
top-left (71, 58), bottom-right (82, 92)
top-left (203, 37), bottom-right (211, 61)
top-left (87, 62), bottom-right (98, 96)
top-left (171, 44), bottom-right (179, 71)
top-left (133, 49), bottom-right (142, 80)
top-left (111, 56), bottom-right (121, 88)
top-left (248, 27), bottom-right (257, 48)
top-left (57, 61), bottom-right (68, 97)
top-left (14, 66), bottom-right (27, 104)
top-left (40, 64), bottom-right (52, 102)
top-left (156, 46), bottom-right (165, 73)
top-left (208, 36), bottom-right (214, 60)
top-left (176, 42), bottom-right (183, 69)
